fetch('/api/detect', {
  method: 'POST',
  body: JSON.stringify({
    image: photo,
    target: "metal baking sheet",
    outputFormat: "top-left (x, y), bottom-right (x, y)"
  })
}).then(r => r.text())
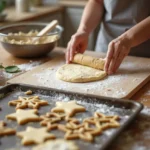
top-left (0, 84), bottom-right (143, 150)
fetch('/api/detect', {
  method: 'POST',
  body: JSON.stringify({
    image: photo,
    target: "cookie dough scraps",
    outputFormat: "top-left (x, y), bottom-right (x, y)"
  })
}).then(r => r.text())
top-left (24, 90), bottom-right (33, 95)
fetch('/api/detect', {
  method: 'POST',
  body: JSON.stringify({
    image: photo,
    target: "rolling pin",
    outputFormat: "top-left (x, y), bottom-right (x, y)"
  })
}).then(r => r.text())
top-left (72, 53), bottom-right (105, 70)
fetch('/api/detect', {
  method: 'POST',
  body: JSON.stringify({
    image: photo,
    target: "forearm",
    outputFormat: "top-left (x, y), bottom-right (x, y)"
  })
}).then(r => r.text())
top-left (78, 0), bottom-right (104, 34)
top-left (122, 16), bottom-right (150, 48)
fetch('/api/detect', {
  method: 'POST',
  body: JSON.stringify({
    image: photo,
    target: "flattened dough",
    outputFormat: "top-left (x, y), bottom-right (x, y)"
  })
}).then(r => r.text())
top-left (56, 64), bottom-right (107, 83)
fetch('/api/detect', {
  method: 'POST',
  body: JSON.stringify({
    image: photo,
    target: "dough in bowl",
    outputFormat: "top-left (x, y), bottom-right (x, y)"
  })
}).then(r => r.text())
top-left (56, 64), bottom-right (107, 83)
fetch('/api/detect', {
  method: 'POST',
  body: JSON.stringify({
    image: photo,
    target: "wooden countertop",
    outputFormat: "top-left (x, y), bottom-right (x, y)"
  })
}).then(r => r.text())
top-left (0, 5), bottom-right (64, 25)
top-left (58, 0), bottom-right (87, 7)
top-left (132, 81), bottom-right (150, 107)
top-left (0, 45), bottom-right (64, 81)
top-left (0, 46), bottom-right (150, 150)
top-left (0, 46), bottom-right (149, 106)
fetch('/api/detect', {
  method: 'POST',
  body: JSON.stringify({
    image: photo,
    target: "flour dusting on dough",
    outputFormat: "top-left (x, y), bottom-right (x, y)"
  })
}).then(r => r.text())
top-left (56, 64), bottom-right (107, 83)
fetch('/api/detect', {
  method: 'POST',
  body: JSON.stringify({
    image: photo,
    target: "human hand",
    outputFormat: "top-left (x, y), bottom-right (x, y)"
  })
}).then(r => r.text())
top-left (66, 31), bottom-right (89, 63)
top-left (104, 35), bottom-right (131, 74)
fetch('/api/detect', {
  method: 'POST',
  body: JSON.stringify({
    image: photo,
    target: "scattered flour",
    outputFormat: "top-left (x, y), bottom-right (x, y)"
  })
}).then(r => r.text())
top-left (30, 57), bottom-right (150, 99)
top-left (17, 61), bottom-right (42, 71)
top-left (0, 61), bottom-right (42, 86)
top-left (32, 69), bottom-right (128, 98)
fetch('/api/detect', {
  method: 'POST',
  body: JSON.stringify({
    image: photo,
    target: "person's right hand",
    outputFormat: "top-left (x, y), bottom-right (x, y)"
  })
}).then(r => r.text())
top-left (104, 35), bottom-right (131, 74)
top-left (66, 31), bottom-right (89, 63)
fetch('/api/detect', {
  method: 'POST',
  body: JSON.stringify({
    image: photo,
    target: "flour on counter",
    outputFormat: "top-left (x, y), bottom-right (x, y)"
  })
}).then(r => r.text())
top-left (32, 69), bottom-right (128, 98)
top-left (18, 56), bottom-right (150, 99)
top-left (17, 61), bottom-right (42, 71)
top-left (0, 61), bottom-right (42, 88)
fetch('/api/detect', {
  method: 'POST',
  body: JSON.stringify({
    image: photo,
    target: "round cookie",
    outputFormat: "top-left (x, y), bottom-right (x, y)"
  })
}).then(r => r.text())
top-left (56, 64), bottom-right (107, 83)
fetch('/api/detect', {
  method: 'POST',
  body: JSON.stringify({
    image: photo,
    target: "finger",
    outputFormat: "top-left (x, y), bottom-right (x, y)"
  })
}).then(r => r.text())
top-left (70, 39), bottom-right (78, 62)
top-left (76, 44), bottom-right (81, 53)
top-left (66, 42), bottom-right (71, 63)
top-left (113, 54), bottom-right (126, 73)
top-left (104, 42), bottom-right (114, 73)
top-left (66, 50), bottom-right (69, 64)
top-left (69, 45), bottom-right (75, 62)
top-left (79, 41), bottom-right (87, 53)
top-left (113, 50), bottom-right (128, 72)
top-left (107, 42), bottom-right (121, 74)
top-left (77, 44), bottom-right (82, 53)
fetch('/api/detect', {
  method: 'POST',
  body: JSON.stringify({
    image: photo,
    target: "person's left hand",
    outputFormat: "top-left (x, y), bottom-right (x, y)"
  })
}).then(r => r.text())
top-left (104, 35), bottom-right (132, 75)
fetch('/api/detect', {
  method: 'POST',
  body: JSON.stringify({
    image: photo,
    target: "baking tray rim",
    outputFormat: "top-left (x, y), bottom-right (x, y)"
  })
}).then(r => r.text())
top-left (1, 83), bottom-right (143, 108)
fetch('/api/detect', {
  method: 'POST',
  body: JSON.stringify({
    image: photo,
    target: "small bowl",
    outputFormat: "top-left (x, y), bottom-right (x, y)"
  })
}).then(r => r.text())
top-left (0, 22), bottom-right (63, 58)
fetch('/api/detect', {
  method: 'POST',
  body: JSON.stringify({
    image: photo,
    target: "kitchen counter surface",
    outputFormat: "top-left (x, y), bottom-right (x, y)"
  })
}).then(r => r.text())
top-left (1, 46), bottom-right (149, 104)
top-left (0, 46), bottom-right (150, 150)
top-left (58, 0), bottom-right (87, 7)
top-left (0, 5), bottom-right (64, 25)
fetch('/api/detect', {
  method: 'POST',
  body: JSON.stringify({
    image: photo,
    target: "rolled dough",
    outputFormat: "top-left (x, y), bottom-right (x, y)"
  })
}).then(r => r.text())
top-left (73, 53), bottom-right (105, 70)
top-left (56, 64), bottom-right (107, 83)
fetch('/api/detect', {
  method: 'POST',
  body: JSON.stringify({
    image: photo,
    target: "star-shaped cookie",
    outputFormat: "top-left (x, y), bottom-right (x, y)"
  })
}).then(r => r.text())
top-left (17, 126), bottom-right (55, 145)
top-left (84, 112), bottom-right (120, 130)
top-left (9, 96), bottom-right (48, 109)
top-left (40, 112), bottom-right (65, 130)
top-left (0, 121), bottom-right (16, 136)
top-left (58, 123), bottom-right (94, 142)
top-left (6, 109), bottom-right (41, 125)
top-left (51, 101), bottom-right (86, 117)
top-left (94, 112), bottom-right (120, 129)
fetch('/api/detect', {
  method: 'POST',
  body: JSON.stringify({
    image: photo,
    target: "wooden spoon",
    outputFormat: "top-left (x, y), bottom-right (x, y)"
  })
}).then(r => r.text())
top-left (33, 20), bottom-right (58, 43)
